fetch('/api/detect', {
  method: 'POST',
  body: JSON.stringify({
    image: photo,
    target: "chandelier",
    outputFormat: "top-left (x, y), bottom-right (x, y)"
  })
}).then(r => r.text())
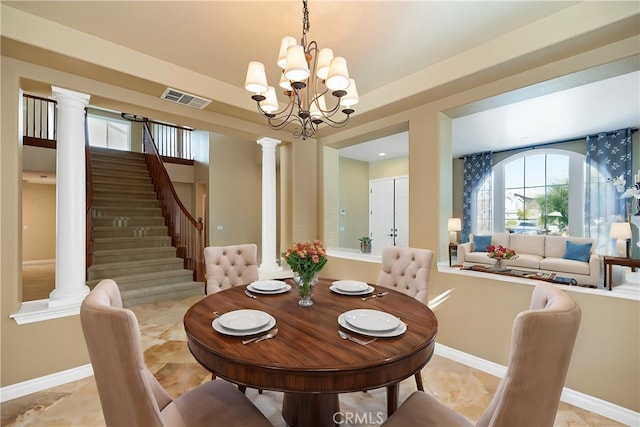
top-left (244, 0), bottom-right (358, 140)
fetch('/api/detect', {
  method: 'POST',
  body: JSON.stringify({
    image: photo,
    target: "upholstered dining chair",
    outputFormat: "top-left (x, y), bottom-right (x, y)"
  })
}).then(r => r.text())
top-left (376, 246), bottom-right (434, 393)
top-left (80, 279), bottom-right (271, 427)
top-left (382, 282), bottom-right (581, 427)
top-left (204, 244), bottom-right (259, 295)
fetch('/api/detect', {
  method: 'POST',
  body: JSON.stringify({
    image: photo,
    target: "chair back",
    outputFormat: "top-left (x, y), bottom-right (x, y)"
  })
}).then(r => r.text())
top-left (80, 279), bottom-right (173, 427)
top-left (476, 282), bottom-right (581, 427)
top-left (376, 246), bottom-right (433, 303)
top-left (204, 244), bottom-right (259, 294)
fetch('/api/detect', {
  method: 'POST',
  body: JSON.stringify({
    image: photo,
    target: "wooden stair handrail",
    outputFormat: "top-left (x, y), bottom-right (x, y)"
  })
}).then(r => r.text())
top-left (142, 122), bottom-right (204, 282)
top-left (85, 109), bottom-right (94, 279)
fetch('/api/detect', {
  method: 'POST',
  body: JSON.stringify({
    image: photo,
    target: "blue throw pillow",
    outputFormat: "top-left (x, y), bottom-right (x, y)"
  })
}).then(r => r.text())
top-left (473, 235), bottom-right (492, 252)
top-left (563, 241), bottom-right (592, 262)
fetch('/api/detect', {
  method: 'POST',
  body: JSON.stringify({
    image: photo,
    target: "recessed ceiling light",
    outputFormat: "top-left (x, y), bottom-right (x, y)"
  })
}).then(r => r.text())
top-left (378, 152), bottom-right (386, 157)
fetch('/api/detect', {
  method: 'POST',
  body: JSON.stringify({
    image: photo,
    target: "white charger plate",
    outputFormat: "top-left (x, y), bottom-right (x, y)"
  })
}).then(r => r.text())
top-left (344, 309), bottom-right (400, 332)
top-left (247, 283), bottom-right (291, 294)
top-left (337, 313), bottom-right (406, 338)
top-left (250, 280), bottom-right (288, 291)
top-left (329, 284), bottom-right (374, 296)
top-left (217, 309), bottom-right (271, 331)
top-left (332, 280), bottom-right (369, 293)
top-left (212, 316), bottom-right (276, 336)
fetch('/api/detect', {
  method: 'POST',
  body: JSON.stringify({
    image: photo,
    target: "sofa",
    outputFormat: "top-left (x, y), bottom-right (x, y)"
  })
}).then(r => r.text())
top-left (457, 232), bottom-right (599, 287)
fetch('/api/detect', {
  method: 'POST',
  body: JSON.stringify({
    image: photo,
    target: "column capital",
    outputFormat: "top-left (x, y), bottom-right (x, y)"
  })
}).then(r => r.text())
top-left (257, 137), bottom-right (281, 148)
top-left (52, 86), bottom-right (91, 108)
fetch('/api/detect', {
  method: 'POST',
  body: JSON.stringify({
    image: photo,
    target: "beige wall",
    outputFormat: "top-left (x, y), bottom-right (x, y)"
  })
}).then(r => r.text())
top-left (21, 182), bottom-right (56, 261)
top-left (369, 156), bottom-right (408, 180)
top-left (338, 157), bottom-right (369, 249)
top-left (207, 133), bottom-right (262, 251)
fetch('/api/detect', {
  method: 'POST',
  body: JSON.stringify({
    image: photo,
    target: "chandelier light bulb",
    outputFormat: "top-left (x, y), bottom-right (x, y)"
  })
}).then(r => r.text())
top-left (260, 86), bottom-right (279, 113)
top-left (277, 36), bottom-right (297, 69)
top-left (284, 45), bottom-right (310, 82)
top-left (326, 57), bottom-right (350, 91)
top-left (244, 61), bottom-right (268, 94)
top-left (340, 79), bottom-right (359, 107)
top-left (316, 48), bottom-right (334, 80)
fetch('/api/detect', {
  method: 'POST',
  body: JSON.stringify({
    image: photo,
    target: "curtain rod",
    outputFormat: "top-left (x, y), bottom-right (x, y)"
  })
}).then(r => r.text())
top-left (458, 127), bottom-right (638, 160)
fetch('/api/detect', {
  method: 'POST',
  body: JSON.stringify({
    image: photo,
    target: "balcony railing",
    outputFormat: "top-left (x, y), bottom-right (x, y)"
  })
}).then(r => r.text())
top-left (23, 94), bottom-right (57, 148)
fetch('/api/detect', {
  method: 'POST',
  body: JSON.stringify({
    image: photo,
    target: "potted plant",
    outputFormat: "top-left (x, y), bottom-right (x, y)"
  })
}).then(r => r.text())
top-left (358, 236), bottom-right (372, 254)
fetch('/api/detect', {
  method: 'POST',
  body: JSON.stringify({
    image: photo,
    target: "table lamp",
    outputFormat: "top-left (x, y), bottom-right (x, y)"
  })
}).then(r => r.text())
top-left (448, 218), bottom-right (462, 244)
top-left (610, 221), bottom-right (631, 258)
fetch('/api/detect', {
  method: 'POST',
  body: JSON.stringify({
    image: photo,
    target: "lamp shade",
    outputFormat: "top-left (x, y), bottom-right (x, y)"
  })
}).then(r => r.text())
top-left (284, 45), bottom-right (310, 82)
top-left (340, 79), bottom-right (359, 107)
top-left (245, 61), bottom-right (268, 93)
top-left (326, 57), bottom-right (350, 91)
top-left (610, 222), bottom-right (632, 239)
top-left (448, 218), bottom-right (462, 232)
top-left (259, 86), bottom-right (279, 113)
top-left (277, 36), bottom-right (297, 69)
top-left (316, 48), bottom-right (334, 80)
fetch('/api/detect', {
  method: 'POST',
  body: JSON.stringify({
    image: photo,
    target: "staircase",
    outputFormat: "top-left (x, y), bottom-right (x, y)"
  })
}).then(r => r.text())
top-left (87, 146), bottom-right (203, 306)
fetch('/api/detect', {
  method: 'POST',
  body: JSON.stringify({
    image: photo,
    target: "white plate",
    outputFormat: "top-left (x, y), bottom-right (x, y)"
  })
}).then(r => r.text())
top-left (329, 284), bottom-right (374, 296)
top-left (338, 313), bottom-right (407, 338)
top-left (247, 283), bottom-right (292, 294)
top-left (213, 316), bottom-right (276, 337)
top-left (217, 309), bottom-right (271, 331)
top-left (250, 280), bottom-right (287, 291)
top-left (332, 280), bottom-right (369, 293)
top-left (344, 309), bottom-right (400, 332)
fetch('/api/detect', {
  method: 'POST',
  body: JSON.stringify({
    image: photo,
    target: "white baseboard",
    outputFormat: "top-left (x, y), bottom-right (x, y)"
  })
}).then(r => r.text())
top-left (434, 344), bottom-right (639, 426)
top-left (0, 364), bottom-right (93, 403)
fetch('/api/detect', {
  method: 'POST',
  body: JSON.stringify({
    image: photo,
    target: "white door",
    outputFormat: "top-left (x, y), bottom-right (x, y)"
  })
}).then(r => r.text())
top-left (369, 179), bottom-right (395, 254)
top-left (369, 177), bottom-right (409, 254)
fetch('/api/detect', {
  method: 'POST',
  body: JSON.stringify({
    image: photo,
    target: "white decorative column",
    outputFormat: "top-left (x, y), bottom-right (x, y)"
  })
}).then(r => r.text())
top-left (257, 137), bottom-right (282, 276)
top-left (49, 87), bottom-right (91, 307)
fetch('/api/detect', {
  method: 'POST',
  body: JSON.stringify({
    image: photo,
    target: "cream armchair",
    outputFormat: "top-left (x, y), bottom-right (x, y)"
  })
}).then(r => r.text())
top-left (383, 282), bottom-right (581, 426)
top-left (204, 244), bottom-right (259, 295)
top-left (80, 279), bottom-right (271, 427)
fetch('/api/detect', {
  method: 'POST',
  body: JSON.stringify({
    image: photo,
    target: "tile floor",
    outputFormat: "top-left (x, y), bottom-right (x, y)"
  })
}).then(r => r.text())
top-left (1, 293), bottom-right (624, 427)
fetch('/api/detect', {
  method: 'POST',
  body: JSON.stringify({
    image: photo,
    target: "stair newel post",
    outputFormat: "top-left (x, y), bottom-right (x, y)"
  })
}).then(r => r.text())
top-left (195, 217), bottom-right (204, 282)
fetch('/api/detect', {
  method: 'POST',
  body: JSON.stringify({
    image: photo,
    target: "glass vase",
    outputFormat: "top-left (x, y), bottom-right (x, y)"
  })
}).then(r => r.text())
top-left (294, 272), bottom-right (318, 307)
top-left (494, 258), bottom-right (507, 270)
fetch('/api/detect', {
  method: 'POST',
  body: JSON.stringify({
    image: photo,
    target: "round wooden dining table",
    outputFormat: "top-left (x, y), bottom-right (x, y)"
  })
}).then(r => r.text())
top-left (184, 278), bottom-right (438, 427)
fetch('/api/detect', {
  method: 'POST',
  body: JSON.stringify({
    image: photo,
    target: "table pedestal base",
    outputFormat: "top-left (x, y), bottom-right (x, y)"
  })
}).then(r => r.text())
top-left (282, 392), bottom-right (340, 427)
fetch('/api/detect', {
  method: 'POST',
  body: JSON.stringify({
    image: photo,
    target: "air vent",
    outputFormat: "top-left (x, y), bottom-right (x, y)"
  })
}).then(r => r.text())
top-left (160, 88), bottom-right (212, 110)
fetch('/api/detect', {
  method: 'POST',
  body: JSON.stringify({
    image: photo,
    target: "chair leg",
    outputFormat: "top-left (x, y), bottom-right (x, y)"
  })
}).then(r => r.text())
top-left (414, 373), bottom-right (424, 391)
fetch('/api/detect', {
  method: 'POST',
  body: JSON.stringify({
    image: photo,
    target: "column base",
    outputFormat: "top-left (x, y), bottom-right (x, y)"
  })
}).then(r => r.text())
top-left (258, 266), bottom-right (293, 280)
top-left (49, 286), bottom-right (90, 308)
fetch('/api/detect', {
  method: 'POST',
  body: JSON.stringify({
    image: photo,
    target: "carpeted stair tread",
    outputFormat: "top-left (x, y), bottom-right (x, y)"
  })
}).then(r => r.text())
top-left (86, 269), bottom-right (196, 288)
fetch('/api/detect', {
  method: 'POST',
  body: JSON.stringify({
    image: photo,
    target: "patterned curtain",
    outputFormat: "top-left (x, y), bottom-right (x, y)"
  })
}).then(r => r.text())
top-left (585, 128), bottom-right (633, 255)
top-left (461, 152), bottom-right (493, 242)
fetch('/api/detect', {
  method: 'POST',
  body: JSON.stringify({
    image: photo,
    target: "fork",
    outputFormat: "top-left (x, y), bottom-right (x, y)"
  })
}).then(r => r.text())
top-left (244, 289), bottom-right (258, 299)
top-left (338, 330), bottom-right (377, 345)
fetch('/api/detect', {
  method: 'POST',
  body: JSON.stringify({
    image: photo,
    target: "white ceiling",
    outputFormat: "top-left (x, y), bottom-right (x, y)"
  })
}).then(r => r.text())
top-left (3, 1), bottom-right (639, 162)
top-left (341, 70), bottom-right (640, 162)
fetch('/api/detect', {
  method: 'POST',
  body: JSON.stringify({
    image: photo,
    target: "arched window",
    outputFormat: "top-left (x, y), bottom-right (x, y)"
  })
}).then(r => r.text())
top-left (472, 149), bottom-right (586, 237)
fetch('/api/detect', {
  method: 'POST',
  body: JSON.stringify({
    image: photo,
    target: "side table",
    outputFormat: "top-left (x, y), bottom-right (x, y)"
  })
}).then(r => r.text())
top-left (603, 256), bottom-right (640, 290)
top-left (449, 243), bottom-right (458, 267)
